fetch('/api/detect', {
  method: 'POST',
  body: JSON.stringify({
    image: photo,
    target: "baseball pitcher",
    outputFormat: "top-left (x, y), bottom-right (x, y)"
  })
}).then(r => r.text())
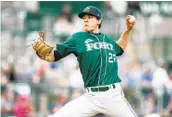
top-left (32, 6), bottom-right (137, 117)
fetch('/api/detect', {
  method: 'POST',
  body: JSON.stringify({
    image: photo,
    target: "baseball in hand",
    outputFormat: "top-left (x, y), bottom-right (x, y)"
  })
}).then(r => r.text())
top-left (128, 15), bottom-right (136, 23)
top-left (126, 15), bottom-right (136, 30)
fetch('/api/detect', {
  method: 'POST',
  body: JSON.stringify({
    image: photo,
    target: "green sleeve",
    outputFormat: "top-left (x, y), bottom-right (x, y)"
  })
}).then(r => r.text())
top-left (56, 35), bottom-right (78, 57)
top-left (114, 42), bottom-right (124, 56)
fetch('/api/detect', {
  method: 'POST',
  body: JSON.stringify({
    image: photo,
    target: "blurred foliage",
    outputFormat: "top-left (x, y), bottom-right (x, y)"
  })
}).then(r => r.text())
top-left (39, 1), bottom-right (104, 16)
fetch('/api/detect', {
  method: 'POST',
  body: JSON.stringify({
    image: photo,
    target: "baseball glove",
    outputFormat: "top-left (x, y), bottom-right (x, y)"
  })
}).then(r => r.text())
top-left (32, 31), bottom-right (54, 60)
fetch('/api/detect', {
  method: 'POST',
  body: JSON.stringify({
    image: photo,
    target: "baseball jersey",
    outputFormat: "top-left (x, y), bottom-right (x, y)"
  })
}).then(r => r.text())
top-left (56, 32), bottom-right (123, 88)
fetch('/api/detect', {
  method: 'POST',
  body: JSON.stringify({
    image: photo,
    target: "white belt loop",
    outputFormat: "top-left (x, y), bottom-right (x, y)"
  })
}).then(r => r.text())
top-left (110, 85), bottom-right (112, 89)
top-left (88, 88), bottom-right (90, 92)
top-left (86, 88), bottom-right (88, 92)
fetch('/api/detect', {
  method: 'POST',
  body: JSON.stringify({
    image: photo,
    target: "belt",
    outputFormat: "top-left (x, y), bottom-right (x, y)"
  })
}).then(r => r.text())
top-left (86, 84), bottom-right (116, 92)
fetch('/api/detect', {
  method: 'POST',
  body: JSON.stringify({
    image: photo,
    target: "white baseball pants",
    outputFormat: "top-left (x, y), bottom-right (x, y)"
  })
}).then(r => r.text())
top-left (48, 83), bottom-right (137, 117)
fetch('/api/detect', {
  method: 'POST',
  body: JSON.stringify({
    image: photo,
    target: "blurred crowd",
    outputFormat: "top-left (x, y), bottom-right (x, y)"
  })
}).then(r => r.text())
top-left (1, 56), bottom-right (172, 117)
top-left (1, 1), bottom-right (172, 117)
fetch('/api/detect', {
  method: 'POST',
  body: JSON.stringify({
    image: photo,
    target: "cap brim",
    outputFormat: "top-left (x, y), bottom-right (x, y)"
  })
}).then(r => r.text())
top-left (78, 12), bottom-right (96, 19)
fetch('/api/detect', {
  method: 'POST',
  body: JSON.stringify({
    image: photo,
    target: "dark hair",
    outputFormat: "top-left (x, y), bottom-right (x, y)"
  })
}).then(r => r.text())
top-left (99, 23), bottom-right (102, 28)
top-left (96, 17), bottom-right (101, 28)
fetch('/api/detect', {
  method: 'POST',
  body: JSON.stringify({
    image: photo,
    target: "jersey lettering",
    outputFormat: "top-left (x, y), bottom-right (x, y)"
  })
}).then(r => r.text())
top-left (56, 32), bottom-right (122, 87)
top-left (86, 42), bottom-right (113, 51)
top-left (85, 39), bottom-right (93, 44)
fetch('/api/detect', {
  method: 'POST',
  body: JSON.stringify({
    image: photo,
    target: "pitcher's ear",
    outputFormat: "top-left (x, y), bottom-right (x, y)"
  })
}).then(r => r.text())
top-left (98, 20), bottom-right (101, 25)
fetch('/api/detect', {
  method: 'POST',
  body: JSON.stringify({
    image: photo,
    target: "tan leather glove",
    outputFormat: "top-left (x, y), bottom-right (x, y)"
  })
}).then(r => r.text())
top-left (32, 31), bottom-right (54, 60)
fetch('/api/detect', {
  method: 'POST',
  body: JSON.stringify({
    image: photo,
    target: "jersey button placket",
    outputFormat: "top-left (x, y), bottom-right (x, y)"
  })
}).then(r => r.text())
top-left (91, 34), bottom-right (102, 86)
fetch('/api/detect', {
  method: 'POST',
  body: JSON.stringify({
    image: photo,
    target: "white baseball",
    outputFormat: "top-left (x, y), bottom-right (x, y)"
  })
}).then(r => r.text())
top-left (129, 16), bottom-right (136, 23)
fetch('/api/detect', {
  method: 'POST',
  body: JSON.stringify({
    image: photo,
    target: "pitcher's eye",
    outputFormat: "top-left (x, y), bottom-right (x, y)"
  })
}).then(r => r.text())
top-left (82, 15), bottom-right (85, 19)
top-left (88, 16), bottom-right (94, 19)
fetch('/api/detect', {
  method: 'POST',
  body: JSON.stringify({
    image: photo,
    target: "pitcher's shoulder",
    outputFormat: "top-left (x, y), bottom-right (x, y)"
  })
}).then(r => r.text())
top-left (72, 32), bottom-right (89, 37)
top-left (71, 32), bottom-right (90, 41)
top-left (103, 34), bottom-right (116, 42)
top-left (103, 34), bottom-right (112, 39)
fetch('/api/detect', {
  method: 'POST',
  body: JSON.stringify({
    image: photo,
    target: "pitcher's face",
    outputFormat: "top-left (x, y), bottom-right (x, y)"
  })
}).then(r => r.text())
top-left (82, 15), bottom-right (100, 32)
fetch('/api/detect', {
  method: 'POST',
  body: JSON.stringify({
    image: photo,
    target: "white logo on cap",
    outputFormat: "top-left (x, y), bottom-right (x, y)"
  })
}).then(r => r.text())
top-left (85, 7), bottom-right (90, 12)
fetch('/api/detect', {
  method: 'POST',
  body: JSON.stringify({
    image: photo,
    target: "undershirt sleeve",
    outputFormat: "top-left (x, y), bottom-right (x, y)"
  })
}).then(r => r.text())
top-left (114, 42), bottom-right (124, 56)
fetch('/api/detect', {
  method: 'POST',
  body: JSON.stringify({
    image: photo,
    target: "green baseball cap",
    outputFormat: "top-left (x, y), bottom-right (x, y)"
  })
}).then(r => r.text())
top-left (78, 6), bottom-right (102, 19)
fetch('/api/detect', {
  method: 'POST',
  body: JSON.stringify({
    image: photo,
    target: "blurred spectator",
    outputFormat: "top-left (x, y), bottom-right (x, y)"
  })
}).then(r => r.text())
top-left (45, 61), bottom-right (69, 88)
top-left (101, 1), bottom-right (119, 38)
top-left (152, 63), bottom-right (169, 97)
top-left (1, 67), bottom-right (9, 85)
top-left (161, 94), bottom-right (172, 117)
top-left (33, 60), bottom-right (46, 84)
top-left (127, 1), bottom-right (141, 15)
top-left (103, 1), bottom-right (116, 19)
top-left (16, 56), bottom-right (33, 84)
top-left (110, 1), bottom-right (128, 16)
top-left (141, 66), bottom-right (153, 98)
top-left (13, 95), bottom-right (32, 117)
top-left (123, 60), bottom-right (142, 110)
top-left (53, 4), bottom-right (74, 42)
top-left (72, 14), bottom-right (83, 33)
top-left (68, 64), bottom-right (84, 89)
top-left (126, 60), bottom-right (142, 91)
top-left (1, 85), bottom-right (13, 117)
top-left (169, 72), bottom-right (172, 81)
top-left (2, 63), bottom-right (17, 83)
top-left (144, 95), bottom-right (155, 115)
top-left (61, 4), bottom-right (73, 23)
top-left (50, 95), bottom-right (67, 114)
top-left (70, 89), bottom-right (83, 100)
top-left (53, 14), bottom-right (73, 42)
top-left (152, 63), bottom-right (169, 112)
top-left (8, 63), bottom-right (17, 83)
top-left (161, 71), bottom-right (172, 116)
